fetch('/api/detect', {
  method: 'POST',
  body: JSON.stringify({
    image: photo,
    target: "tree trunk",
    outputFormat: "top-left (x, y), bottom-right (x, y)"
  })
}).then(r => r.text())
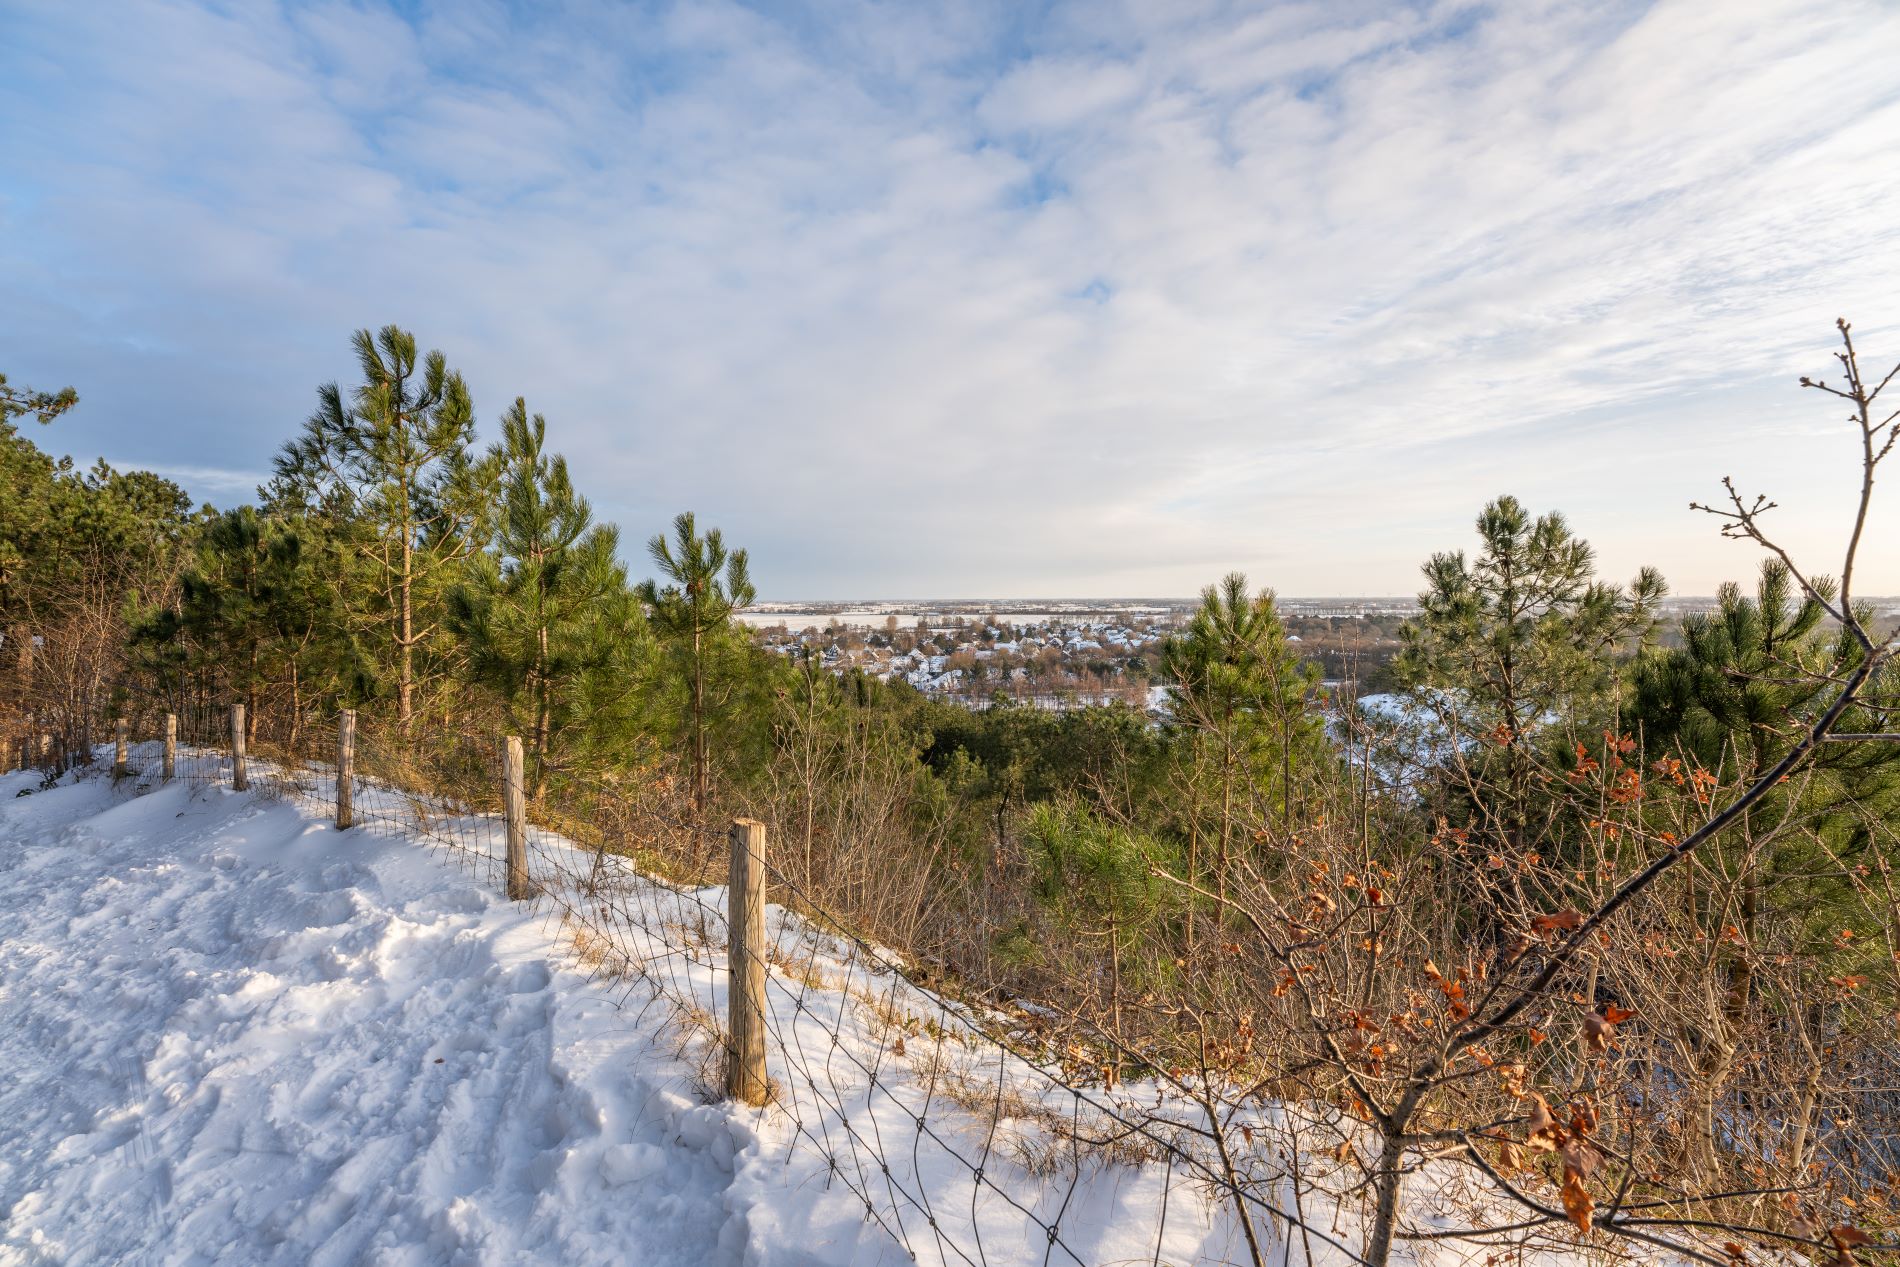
top-left (691, 624), bottom-right (706, 812)
top-left (399, 534), bottom-right (414, 726)
top-left (288, 660), bottom-right (302, 754)
top-left (1218, 731), bottom-right (1235, 914)
top-left (1365, 1129), bottom-right (1407, 1267)
top-left (532, 623), bottom-right (550, 800)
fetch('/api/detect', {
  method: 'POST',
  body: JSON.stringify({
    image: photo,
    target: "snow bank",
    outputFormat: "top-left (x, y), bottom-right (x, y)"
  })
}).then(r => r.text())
top-left (0, 758), bottom-right (1264, 1266)
top-left (0, 764), bottom-right (762, 1265)
top-left (1, 753), bottom-right (1647, 1267)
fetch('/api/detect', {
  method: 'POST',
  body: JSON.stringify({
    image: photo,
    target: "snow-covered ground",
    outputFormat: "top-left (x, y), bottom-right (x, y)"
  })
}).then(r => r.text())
top-left (0, 755), bottom-right (1272, 1266)
top-left (1, 751), bottom-right (1683, 1267)
top-left (0, 763), bottom-right (761, 1265)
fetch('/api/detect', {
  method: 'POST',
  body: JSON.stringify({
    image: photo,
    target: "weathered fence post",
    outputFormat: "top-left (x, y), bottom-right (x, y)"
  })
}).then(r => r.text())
top-left (113, 719), bottom-right (129, 779)
top-left (230, 703), bottom-right (248, 792)
top-left (726, 817), bottom-right (770, 1106)
top-left (335, 710), bottom-right (355, 830)
top-left (163, 714), bottom-right (176, 782)
top-left (502, 735), bottom-right (535, 900)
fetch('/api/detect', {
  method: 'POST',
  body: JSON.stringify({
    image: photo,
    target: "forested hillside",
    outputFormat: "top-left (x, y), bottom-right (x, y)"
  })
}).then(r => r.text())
top-left (4, 322), bottom-right (1899, 1267)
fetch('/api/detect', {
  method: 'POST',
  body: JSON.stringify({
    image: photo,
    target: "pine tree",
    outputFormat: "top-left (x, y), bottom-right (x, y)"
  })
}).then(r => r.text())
top-left (1023, 798), bottom-right (1175, 1041)
top-left (1632, 560), bottom-right (1900, 939)
top-left (1395, 495), bottom-right (1665, 858)
top-left (174, 508), bottom-right (279, 736)
top-left (0, 379), bottom-right (74, 687)
top-left (1162, 574), bottom-right (1323, 916)
top-left (1, 380), bottom-right (192, 761)
top-left (274, 327), bottom-right (494, 726)
top-left (448, 400), bottom-right (646, 798)
top-left (636, 512), bottom-right (755, 812)
top-left (155, 506), bottom-right (347, 748)
top-left (0, 372), bottom-right (77, 427)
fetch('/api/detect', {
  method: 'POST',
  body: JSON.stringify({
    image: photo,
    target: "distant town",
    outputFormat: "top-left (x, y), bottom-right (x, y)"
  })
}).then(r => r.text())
top-left (742, 596), bottom-right (1900, 712)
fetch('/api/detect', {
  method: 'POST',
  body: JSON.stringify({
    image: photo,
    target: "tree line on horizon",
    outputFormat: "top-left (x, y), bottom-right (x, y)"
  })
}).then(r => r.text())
top-left (4, 322), bottom-right (1899, 1266)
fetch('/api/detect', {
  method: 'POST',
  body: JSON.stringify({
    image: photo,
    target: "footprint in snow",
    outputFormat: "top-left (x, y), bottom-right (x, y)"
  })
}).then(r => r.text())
top-left (506, 962), bottom-right (552, 995)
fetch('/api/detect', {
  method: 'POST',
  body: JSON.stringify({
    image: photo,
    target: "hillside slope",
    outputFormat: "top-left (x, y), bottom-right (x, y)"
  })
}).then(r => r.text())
top-left (1, 760), bottom-right (1275, 1267)
top-left (4, 758), bottom-right (1692, 1267)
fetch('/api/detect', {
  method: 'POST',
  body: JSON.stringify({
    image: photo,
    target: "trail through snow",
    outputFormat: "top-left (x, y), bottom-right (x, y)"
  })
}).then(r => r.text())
top-left (0, 767), bottom-right (756, 1266)
top-left (3, 756), bottom-right (1623, 1267)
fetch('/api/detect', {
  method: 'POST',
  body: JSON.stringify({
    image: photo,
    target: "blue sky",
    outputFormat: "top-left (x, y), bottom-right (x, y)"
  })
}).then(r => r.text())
top-left (4, 0), bottom-right (1899, 597)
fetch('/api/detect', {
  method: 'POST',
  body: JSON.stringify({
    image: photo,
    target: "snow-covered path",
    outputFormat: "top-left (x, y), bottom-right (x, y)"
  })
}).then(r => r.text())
top-left (2, 758), bottom-right (1315, 1267)
top-left (0, 766), bottom-right (751, 1267)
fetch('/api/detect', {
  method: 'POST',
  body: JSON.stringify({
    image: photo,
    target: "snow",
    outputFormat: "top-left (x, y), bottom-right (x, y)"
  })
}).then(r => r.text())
top-left (0, 750), bottom-right (1672, 1267)
top-left (0, 763), bottom-right (744, 1266)
top-left (0, 754), bottom-right (1270, 1266)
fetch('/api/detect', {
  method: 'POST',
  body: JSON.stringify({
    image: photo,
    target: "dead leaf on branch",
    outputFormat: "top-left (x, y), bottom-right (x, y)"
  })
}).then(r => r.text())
top-left (1560, 1171), bottom-right (1595, 1234)
top-left (1558, 1137), bottom-right (1600, 1234)
top-left (1526, 1094), bottom-right (1558, 1151)
top-left (1582, 1004), bottom-right (1635, 1052)
top-left (1829, 1226), bottom-right (1875, 1267)
top-left (1532, 910), bottom-right (1585, 936)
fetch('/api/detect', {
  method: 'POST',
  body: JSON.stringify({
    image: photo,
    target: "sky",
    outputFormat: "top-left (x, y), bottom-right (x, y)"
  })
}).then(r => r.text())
top-left (3, 0), bottom-right (1899, 599)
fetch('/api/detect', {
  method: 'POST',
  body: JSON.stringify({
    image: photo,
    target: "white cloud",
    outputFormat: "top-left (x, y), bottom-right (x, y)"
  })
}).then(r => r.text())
top-left (2, 0), bottom-right (1897, 596)
top-left (132, 463), bottom-right (273, 499)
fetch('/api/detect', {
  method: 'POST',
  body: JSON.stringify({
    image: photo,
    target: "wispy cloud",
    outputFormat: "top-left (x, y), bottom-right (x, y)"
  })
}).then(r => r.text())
top-left (131, 463), bottom-right (274, 499)
top-left (3, 0), bottom-right (1897, 595)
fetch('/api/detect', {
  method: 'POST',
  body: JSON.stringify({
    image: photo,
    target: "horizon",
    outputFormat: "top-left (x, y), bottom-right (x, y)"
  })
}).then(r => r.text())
top-left (6, 1), bottom-right (1900, 595)
top-left (732, 592), bottom-right (1900, 609)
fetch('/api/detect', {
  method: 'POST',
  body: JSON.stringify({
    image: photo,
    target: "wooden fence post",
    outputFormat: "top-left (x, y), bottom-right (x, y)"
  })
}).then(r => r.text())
top-left (163, 714), bottom-right (176, 782)
top-left (726, 817), bottom-right (770, 1106)
top-left (335, 710), bottom-right (355, 830)
top-left (502, 735), bottom-right (535, 900)
top-left (230, 703), bottom-right (248, 792)
top-left (114, 719), bottom-right (129, 779)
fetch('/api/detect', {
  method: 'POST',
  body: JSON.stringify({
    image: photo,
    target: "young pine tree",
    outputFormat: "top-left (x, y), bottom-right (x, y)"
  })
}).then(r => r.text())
top-left (636, 512), bottom-right (755, 812)
top-left (1395, 495), bottom-right (1664, 863)
top-left (1632, 560), bottom-right (1900, 942)
top-left (448, 400), bottom-right (645, 798)
top-left (1023, 798), bottom-right (1175, 1042)
top-left (1162, 574), bottom-right (1323, 915)
top-left (172, 508), bottom-right (290, 738)
top-left (274, 326), bottom-right (495, 726)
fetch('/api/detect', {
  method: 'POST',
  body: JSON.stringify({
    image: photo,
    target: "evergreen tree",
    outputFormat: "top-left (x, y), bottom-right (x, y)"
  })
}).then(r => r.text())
top-left (636, 512), bottom-right (755, 811)
top-left (174, 507), bottom-right (283, 735)
top-left (448, 400), bottom-right (647, 797)
top-left (0, 380), bottom-right (74, 683)
top-left (0, 371), bottom-right (77, 427)
top-left (1, 376), bottom-right (192, 760)
top-left (1022, 798), bottom-right (1175, 1040)
top-left (150, 506), bottom-right (349, 747)
top-left (1162, 574), bottom-right (1323, 914)
top-left (274, 327), bottom-right (495, 725)
top-left (1632, 561), bottom-right (1900, 943)
top-left (1395, 495), bottom-right (1665, 858)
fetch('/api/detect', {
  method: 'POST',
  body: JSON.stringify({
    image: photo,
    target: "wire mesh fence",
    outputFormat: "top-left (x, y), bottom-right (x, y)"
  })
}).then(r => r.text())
top-left (18, 704), bottom-right (1358, 1267)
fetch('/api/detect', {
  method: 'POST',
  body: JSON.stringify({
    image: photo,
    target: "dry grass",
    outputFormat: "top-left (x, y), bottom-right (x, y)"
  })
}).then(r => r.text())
top-left (906, 1038), bottom-right (1168, 1176)
top-left (559, 913), bottom-right (639, 982)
